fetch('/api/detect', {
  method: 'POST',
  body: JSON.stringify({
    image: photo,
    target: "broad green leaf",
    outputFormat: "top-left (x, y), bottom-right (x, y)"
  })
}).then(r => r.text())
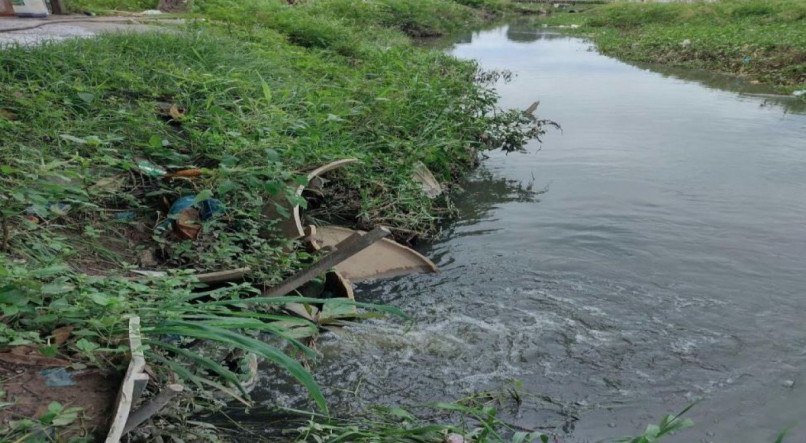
top-left (41, 282), bottom-right (75, 295)
top-left (75, 338), bottom-right (100, 353)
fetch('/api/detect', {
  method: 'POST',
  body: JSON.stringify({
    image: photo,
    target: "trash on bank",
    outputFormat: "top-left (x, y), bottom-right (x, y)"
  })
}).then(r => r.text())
top-left (283, 270), bottom-right (356, 323)
top-left (155, 195), bottom-right (224, 239)
top-left (40, 367), bottom-right (76, 387)
top-left (262, 158), bottom-right (359, 240)
top-left (266, 226), bottom-right (391, 297)
top-left (135, 158), bottom-right (168, 178)
top-left (310, 225), bottom-right (438, 282)
top-left (411, 161), bottom-right (442, 199)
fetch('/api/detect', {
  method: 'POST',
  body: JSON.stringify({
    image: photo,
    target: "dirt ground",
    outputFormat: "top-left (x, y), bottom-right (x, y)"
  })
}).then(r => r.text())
top-left (0, 357), bottom-right (121, 439)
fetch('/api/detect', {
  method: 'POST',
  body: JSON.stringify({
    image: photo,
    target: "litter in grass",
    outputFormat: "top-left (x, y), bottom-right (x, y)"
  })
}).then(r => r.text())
top-left (412, 161), bottom-right (443, 199)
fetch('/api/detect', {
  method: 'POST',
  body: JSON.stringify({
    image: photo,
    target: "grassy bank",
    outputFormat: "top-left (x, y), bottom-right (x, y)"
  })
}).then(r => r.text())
top-left (0, 0), bottom-right (551, 440)
top-left (541, 0), bottom-right (805, 93)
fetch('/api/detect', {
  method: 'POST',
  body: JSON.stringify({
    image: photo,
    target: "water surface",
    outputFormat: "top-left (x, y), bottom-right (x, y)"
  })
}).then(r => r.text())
top-left (249, 24), bottom-right (806, 442)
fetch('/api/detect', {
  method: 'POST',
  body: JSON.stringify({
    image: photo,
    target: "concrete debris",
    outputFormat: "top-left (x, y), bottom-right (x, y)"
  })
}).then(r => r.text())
top-left (311, 225), bottom-right (438, 282)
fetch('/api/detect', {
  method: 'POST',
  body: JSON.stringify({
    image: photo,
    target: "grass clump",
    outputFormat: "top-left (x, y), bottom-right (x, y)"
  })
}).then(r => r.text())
top-left (538, 0), bottom-right (806, 92)
top-left (65, 0), bottom-right (155, 13)
top-left (282, 402), bottom-right (551, 443)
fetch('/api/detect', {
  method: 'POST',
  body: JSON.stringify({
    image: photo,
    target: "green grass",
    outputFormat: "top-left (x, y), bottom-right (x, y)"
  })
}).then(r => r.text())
top-left (65, 0), bottom-right (155, 12)
top-left (537, 0), bottom-right (806, 92)
top-left (282, 402), bottom-right (552, 443)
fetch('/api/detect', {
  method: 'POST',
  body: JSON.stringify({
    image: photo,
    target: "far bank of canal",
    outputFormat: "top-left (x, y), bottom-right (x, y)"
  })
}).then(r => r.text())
top-left (243, 22), bottom-right (806, 442)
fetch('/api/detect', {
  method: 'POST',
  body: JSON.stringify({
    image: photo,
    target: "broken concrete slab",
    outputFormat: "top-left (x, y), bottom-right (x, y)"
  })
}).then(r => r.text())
top-left (262, 158), bottom-right (359, 240)
top-left (311, 225), bottom-right (438, 282)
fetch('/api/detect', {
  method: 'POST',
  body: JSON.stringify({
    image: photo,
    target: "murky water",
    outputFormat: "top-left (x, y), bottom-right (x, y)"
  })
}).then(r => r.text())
top-left (244, 24), bottom-right (806, 442)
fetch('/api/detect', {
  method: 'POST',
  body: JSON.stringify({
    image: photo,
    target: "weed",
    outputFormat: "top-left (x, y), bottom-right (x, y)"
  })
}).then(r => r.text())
top-left (0, 401), bottom-right (83, 442)
top-left (284, 402), bottom-right (550, 443)
top-left (66, 0), bottom-right (154, 13)
top-left (616, 404), bottom-right (696, 443)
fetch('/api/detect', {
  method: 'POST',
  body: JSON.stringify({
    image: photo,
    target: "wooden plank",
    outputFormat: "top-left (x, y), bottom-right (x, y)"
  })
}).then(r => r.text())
top-left (265, 226), bottom-right (391, 296)
top-left (106, 317), bottom-right (149, 443)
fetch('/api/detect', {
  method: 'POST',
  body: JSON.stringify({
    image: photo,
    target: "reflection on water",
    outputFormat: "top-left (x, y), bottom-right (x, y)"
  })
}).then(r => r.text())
top-left (240, 24), bottom-right (806, 442)
top-left (451, 168), bottom-right (544, 227)
top-left (440, 20), bottom-right (806, 115)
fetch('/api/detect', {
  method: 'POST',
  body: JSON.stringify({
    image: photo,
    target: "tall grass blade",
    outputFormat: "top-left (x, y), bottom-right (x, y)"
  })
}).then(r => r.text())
top-left (151, 320), bottom-right (328, 414)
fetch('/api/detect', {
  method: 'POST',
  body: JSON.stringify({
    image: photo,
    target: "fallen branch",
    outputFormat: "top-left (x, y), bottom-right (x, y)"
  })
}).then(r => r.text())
top-left (196, 267), bottom-right (251, 284)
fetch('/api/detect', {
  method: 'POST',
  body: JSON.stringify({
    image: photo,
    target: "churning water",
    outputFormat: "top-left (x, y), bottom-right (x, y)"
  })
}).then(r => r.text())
top-left (245, 24), bottom-right (806, 442)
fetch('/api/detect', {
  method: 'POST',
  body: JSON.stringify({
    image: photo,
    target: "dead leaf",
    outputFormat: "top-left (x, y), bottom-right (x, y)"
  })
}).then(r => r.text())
top-left (51, 326), bottom-right (74, 346)
top-left (168, 168), bottom-right (202, 178)
top-left (0, 109), bottom-right (17, 121)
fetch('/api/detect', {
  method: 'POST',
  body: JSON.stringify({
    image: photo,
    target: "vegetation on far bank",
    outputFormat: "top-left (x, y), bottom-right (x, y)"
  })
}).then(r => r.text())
top-left (0, 0), bottom-right (553, 440)
top-left (540, 0), bottom-right (805, 93)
